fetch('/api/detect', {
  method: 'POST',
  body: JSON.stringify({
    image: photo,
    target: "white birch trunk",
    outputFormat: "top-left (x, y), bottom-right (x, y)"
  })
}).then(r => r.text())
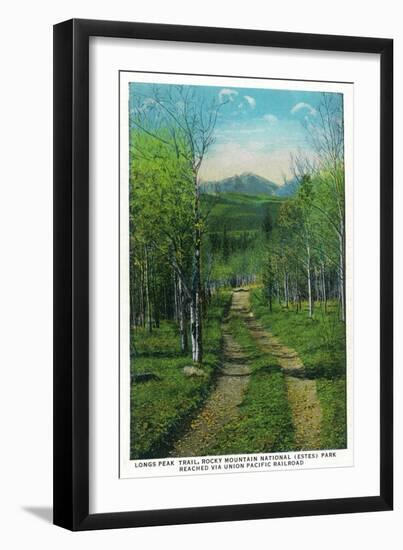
top-left (307, 243), bottom-right (313, 318)
top-left (321, 261), bottom-right (327, 313)
top-left (178, 278), bottom-right (188, 353)
top-left (339, 230), bottom-right (345, 322)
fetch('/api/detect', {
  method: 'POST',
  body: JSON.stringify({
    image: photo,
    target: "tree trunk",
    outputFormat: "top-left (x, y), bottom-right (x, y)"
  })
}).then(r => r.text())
top-left (130, 254), bottom-right (136, 329)
top-left (339, 230), bottom-right (345, 322)
top-left (268, 282), bottom-right (273, 313)
top-left (163, 284), bottom-right (167, 319)
top-left (151, 265), bottom-right (159, 328)
top-left (321, 261), bottom-right (327, 314)
top-left (144, 246), bottom-right (152, 333)
top-left (190, 293), bottom-right (202, 363)
top-left (314, 267), bottom-right (320, 303)
top-left (178, 278), bottom-right (188, 353)
top-left (191, 248), bottom-right (203, 363)
top-left (284, 271), bottom-right (289, 309)
top-left (139, 263), bottom-right (145, 328)
top-left (190, 299), bottom-right (196, 360)
top-left (307, 244), bottom-right (313, 318)
top-left (173, 271), bottom-right (178, 322)
top-left (191, 178), bottom-right (203, 363)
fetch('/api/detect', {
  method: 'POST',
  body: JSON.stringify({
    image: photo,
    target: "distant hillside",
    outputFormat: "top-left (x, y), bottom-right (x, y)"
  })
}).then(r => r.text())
top-left (201, 173), bottom-right (279, 196)
top-left (202, 192), bottom-right (282, 233)
top-left (201, 172), bottom-right (301, 197)
top-left (275, 176), bottom-right (300, 197)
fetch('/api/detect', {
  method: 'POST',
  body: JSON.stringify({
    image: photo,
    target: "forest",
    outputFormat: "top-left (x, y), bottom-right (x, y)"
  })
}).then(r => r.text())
top-left (128, 84), bottom-right (347, 459)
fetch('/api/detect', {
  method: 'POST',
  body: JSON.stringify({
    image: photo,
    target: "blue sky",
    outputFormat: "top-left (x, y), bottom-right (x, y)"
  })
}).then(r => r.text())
top-left (129, 82), bottom-right (342, 184)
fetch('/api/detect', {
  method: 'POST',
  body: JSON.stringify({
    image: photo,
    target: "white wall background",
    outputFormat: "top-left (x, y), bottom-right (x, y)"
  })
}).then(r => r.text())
top-left (0, 0), bottom-right (400, 547)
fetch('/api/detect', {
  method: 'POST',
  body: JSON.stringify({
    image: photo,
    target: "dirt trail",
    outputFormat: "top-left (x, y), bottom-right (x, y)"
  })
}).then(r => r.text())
top-left (171, 289), bottom-right (322, 456)
top-left (237, 290), bottom-right (322, 450)
top-left (171, 292), bottom-right (251, 457)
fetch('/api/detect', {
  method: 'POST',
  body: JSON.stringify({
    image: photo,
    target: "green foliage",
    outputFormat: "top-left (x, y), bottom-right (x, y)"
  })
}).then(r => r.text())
top-left (222, 225), bottom-right (230, 262)
top-left (129, 126), bottom-right (196, 333)
top-left (261, 204), bottom-right (274, 238)
top-left (261, 163), bottom-right (346, 322)
top-left (130, 128), bottom-right (194, 263)
top-left (201, 193), bottom-right (283, 285)
top-left (130, 292), bottom-right (231, 459)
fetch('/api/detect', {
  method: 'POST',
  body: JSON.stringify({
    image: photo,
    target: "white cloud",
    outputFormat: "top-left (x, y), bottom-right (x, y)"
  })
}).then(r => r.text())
top-left (263, 113), bottom-right (278, 124)
top-left (244, 95), bottom-right (256, 109)
top-left (218, 88), bottom-right (238, 103)
top-left (290, 102), bottom-right (317, 116)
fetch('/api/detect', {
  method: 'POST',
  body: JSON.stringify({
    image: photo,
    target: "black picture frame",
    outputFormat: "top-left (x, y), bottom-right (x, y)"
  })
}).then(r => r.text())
top-left (53, 18), bottom-right (393, 531)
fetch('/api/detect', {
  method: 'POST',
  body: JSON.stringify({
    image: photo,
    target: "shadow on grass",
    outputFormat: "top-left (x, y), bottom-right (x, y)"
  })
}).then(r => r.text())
top-left (252, 363), bottom-right (282, 375)
top-left (283, 365), bottom-right (346, 380)
top-left (132, 350), bottom-right (187, 359)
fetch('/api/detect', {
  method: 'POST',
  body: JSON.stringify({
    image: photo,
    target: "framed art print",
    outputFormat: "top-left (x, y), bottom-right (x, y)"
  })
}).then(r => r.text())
top-left (53, 19), bottom-right (393, 530)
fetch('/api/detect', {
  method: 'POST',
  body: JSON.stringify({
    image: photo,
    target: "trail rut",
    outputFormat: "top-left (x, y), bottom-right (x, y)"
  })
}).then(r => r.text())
top-left (238, 291), bottom-right (322, 450)
top-left (171, 293), bottom-right (251, 457)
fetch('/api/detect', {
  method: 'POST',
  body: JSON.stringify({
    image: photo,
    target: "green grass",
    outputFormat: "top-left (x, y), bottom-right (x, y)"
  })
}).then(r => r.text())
top-left (316, 379), bottom-right (347, 449)
top-left (227, 314), bottom-right (261, 361)
top-left (130, 291), bottom-right (231, 459)
top-left (205, 310), bottom-right (295, 455)
top-left (250, 290), bottom-right (346, 378)
top-left (250, 288), bottom-right (347, 449)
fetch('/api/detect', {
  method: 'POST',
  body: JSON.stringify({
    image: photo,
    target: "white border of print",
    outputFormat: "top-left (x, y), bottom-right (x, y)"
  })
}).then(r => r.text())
top-left (89, 36), bottom-right (380, 514)
top-left (119, 71), bottom-right (354, 480)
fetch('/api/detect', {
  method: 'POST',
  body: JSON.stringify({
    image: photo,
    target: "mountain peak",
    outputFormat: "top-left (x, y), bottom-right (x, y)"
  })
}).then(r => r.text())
top-left (201, 172), bottom-right (279, 196)
top-left (201, 172), bottom-right (301, 197)
top-left (239, 171), bottom-right (256, 177)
